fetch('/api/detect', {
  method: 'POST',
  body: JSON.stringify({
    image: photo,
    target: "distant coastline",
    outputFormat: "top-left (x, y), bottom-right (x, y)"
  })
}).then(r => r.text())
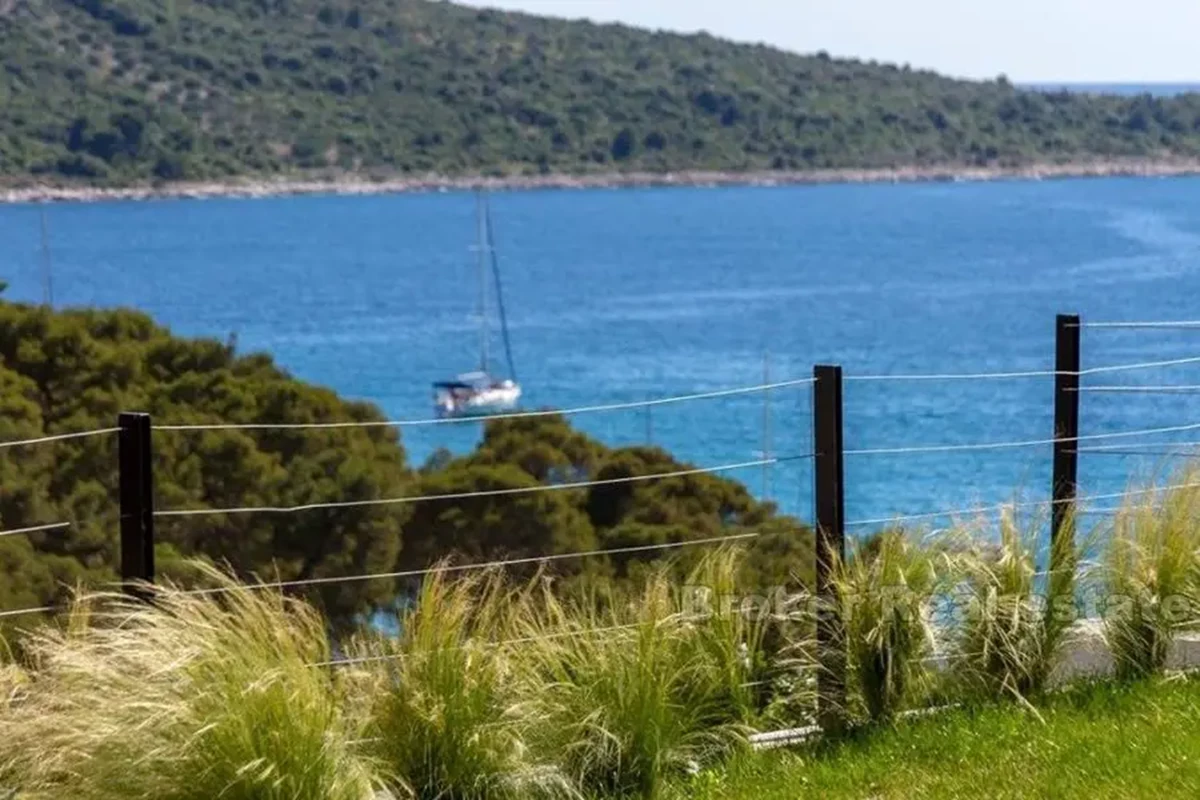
top-left (1022, 82), bottom-right (1200, 97)
top-left (5, 158), bottom-right (1200, 204)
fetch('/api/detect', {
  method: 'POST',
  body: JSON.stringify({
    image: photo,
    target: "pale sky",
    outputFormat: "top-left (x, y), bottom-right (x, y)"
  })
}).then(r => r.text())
top-left (457, 0), bottom-right (1199, 83)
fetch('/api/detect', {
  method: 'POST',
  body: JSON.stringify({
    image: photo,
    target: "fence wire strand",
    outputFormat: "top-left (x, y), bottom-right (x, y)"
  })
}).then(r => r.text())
top-left (1080, 354), bottom-right (1200, 375)
top-left (0, 522), bottom-right (70, 539)
top-left (182, 532), bottom-right (763, 596)
top-left (844, 480), bottom-right (1200, 528)
top-left (152, 378), bottom-right (818, 432)
top-left (1078, 321), bottom-right (1200, 330)
top-left (154, 457), bottom-right (801, 518)
top-left (1077, 441), bottom-right (1200, 453)
top-left (0, 427), bottom-right (120, 450)
top-left (1073, 385), bottom-right (1200, 393)
top-left (844, 354), bottom-right (1200, 383)
top-left (845, 367), bottom-right (1060, 382)
top-left (0, 605), bottom-right (55, 619)
top-left (1072, 448), bottom-right (1200, 458)
top-left (845, 420), bottom-right (1200, 457)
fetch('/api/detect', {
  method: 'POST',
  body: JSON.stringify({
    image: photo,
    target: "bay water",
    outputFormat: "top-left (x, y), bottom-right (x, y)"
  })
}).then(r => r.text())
top-left (4, 176), bottom-right (1200, 531)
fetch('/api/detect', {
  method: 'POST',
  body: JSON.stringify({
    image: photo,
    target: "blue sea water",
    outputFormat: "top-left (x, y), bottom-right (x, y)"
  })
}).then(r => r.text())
top-left (1024, 82), bottom-right (1200, 96)
top-left (4, 176), bottom-right (1200, 532)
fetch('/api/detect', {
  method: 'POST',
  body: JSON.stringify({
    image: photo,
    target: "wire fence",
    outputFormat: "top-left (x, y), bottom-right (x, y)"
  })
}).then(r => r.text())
top-left (4, 315), bottom-right (1200, 661)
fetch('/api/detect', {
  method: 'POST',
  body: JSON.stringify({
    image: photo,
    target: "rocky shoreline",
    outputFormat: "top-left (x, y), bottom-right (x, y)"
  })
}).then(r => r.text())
top-left (4, 159), bottom-right (1200, 204)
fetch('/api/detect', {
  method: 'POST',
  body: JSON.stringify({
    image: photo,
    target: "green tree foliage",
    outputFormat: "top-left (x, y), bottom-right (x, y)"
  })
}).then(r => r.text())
top-left (0, 300), bottom-right (414, 625)
top-left (0, 300), bottom-right (814, 629)
top-left (414, 417), bottom-right (814, 590)
top-left (3, 1), bottom-right (1200, 186)
top-left (399, 461), bottom-right (598, 573)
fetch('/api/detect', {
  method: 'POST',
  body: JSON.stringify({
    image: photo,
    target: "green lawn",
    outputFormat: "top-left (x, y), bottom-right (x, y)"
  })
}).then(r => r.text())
top-left (669, 678), bottom-right (1200, 799)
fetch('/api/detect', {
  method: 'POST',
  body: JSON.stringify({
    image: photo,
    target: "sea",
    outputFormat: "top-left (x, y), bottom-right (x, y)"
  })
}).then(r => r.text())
top-left (4, 174), bottom-right (1200, 534)
top-left (1024, 82), bottom-right (1200, 96)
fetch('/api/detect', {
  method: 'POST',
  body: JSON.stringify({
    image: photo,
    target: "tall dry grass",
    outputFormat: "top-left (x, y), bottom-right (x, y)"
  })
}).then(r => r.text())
top-left (831, 530), bottom-right (944, 723)
top-left (952, 507), bottom-right (1080, 700)
top-left (3, 473), bottom-right (1200, 800)
top-left (515, 548), bottom-right (777, 798)
top-left (0, 644), bottom-right (28, 798)
top-left (677, 548), bottom-right (798, 723)
top-left (345, 567), bottom-right (574, 800)
top-left (0, 566), bottom-right (378, 800)
top-left (0, 551), bottom-right (791, 800)
top-left (1102, 469), bottom-right (1200, 680)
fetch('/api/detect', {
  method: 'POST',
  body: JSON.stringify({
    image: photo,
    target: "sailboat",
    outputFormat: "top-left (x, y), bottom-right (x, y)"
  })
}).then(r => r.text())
top-left (432, 192), bottom-right (522, 418)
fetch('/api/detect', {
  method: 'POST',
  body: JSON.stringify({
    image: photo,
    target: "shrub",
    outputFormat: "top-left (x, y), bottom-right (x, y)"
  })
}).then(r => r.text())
top-left (2, 565), bottom-right (377, 800)
top-left (834, 530), bottom-right (942, 723)
top-left (0, 653), bottom-right (29, 795)
top-left (1103, 471), bottom-right (1200, 680)
top-left (677, 547), bottom-right (808, 727)
top-left (347, 568), bottom-right (573, 800)
top-left (519, 555), bottom-right (758, 798)
top-left (952, 507), bottom-right (1079, 700)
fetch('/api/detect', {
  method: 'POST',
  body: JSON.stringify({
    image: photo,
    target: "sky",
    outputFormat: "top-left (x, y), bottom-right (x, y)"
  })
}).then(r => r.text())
top-left (456, 0), bottom-right (1199, 83)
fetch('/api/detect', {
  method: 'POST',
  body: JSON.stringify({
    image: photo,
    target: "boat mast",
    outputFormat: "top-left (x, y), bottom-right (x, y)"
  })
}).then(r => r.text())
top-left (483, 194), bottom-right (519, 383)
top-left (476, 192), bottom-right (490, 375)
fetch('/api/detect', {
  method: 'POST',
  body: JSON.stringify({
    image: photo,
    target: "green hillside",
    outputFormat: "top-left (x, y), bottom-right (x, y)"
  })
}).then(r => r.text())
top-left (2, 0), bottom-right (1200, 185)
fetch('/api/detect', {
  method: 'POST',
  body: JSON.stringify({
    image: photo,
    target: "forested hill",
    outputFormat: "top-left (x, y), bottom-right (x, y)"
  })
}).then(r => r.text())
top-left (3, 0), bottom-right (1200, 186)
top-left (0, 297), bottom-right (812, 629)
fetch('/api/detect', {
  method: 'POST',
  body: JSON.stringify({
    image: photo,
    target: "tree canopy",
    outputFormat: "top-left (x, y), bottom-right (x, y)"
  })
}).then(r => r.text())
top-left (2, 0), bottom-right (1200, 185)
top-left (0, 300), bottom-right (813, 630)
top-left (0, 300), bottom-right (415, 624)
top-left (408, 416), bottom-right (815, 591)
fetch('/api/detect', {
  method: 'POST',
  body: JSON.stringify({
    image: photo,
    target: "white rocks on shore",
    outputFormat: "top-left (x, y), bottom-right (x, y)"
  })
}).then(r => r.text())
top-left (5, 159), bottom-right (1200, 205)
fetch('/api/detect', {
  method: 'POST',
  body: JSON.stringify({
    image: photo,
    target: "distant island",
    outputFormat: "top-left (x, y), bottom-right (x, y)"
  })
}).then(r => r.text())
top-left (3, 0), bottom-right (1200, 199)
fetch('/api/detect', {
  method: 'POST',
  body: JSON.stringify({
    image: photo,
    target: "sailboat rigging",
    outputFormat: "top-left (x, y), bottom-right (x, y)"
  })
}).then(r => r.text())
top-left (432, 193), bottom-right (522, 418)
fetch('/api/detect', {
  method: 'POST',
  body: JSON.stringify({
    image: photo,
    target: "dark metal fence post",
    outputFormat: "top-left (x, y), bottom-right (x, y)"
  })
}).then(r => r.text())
top-left (813, 364), bottom-right (846, 731)
top-left (118, 412), bottom-right (155, 596)
top-left (1052, 314), bottom-right (1081, 564)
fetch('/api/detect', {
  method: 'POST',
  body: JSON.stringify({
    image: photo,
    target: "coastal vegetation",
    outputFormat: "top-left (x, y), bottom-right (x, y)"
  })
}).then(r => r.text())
top-left (3, 0), bottom-right (1200, 188)
top-left (2, 469), bottom-right (1200, 798)
top-left (0, 297), bottom-right (812, 628)
top-left (3, 303), bottom-right (1200, 796)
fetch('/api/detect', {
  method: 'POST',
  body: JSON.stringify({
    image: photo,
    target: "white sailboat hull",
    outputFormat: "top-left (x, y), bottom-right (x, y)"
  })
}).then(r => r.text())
top-left (435, 380), bottom-right (522, 418)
